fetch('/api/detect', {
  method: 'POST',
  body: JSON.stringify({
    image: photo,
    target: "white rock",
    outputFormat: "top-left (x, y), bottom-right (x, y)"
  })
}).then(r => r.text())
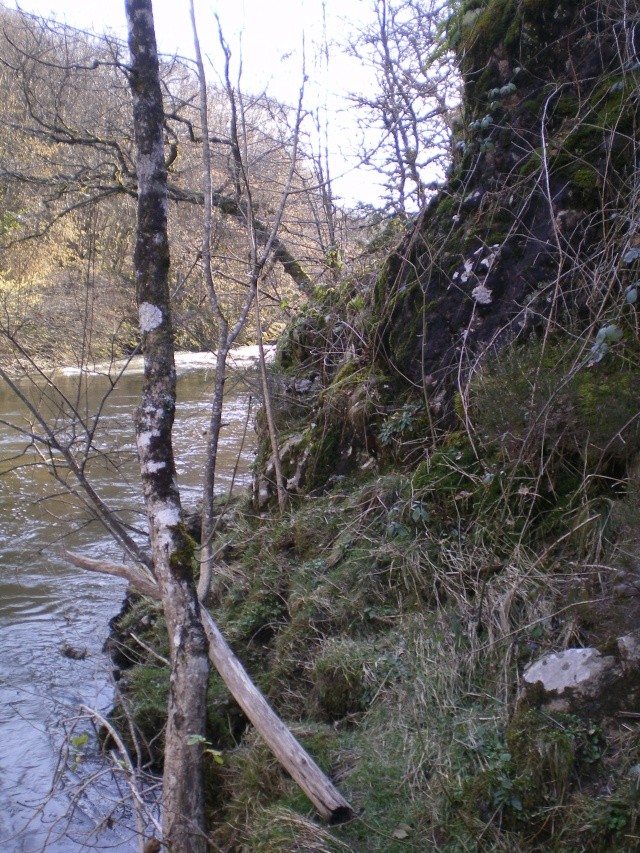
top-left (521, 641), bottom-right (640, 718)
top-left (523, 647), bottom-right (611, 695)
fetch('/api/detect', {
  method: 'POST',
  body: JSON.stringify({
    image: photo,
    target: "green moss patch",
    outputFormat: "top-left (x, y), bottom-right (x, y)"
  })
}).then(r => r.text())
top-left (470, 339), bottom-right (640, 472)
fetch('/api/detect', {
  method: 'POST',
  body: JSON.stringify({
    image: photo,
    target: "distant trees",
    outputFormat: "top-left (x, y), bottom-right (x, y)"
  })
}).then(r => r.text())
top-left (346, 0), bottom-right (459, 215)
top-left (0, 0), bottom-right (462, 373)
top-left (0, 5), bottom-right (330, 367)
top-left (0, 6), bottom-right (139, 364)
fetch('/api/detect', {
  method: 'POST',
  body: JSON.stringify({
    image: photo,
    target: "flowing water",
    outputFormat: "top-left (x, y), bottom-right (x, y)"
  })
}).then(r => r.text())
top-left (0, 350), bottom-right (261, 852)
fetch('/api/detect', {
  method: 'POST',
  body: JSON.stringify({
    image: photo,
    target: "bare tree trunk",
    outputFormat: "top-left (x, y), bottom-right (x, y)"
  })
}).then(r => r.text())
top-left (121, 11), bottom-right (349, 823)
top-left (125, 2), bottom-right (209, 850)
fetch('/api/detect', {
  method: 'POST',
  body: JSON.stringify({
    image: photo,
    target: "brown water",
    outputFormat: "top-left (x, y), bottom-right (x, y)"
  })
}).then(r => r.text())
top-left (0, 352), bottom-right (258, 851)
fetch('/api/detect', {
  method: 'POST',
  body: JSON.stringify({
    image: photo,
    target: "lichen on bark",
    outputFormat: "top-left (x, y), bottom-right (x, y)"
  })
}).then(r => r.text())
top-left (126, 1), bottom-right (209, 850)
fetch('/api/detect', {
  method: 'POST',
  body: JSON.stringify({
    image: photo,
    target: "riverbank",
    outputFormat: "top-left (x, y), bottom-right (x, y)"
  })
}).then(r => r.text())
top-left (1, 345), bottom-right (274, 380)
top-left (105, 346), bottom-right (640, 849)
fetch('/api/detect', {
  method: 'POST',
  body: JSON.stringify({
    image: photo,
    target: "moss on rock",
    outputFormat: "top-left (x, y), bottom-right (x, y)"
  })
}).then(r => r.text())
top-left (471, 338), bottom-right (640, 472)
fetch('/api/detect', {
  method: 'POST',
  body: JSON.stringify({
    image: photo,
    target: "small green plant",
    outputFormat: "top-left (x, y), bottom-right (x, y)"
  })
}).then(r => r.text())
top-left (70, 733), bottom-right (89, 770)
top-left (492, 771), bottom-right (524, 813)
top-left (410, 503), bottom-right (430, 523)
top-left (605, 803), bottom-right (629, 834)
top-left (186, 734), bottom-right (224, 765)
top-left (589, 322), bottom-right (624, 364)
top-left (379, 401), bottom-right (423, 446)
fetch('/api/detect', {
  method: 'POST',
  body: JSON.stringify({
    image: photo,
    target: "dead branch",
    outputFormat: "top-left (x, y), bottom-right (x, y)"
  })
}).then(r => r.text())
top-left (63, 549), bottom-right (353, 824)
top-left (61, 550), bottom-right (159, 597)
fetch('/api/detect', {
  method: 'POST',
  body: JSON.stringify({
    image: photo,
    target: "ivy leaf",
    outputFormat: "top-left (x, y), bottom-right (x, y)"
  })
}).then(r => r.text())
top-left (588, 341), bottom-right (608, 365)
top-left (411, 505), bottom-right (430, 523)
top-left (205, 748), bottom-right (225, 765)
top-left (623, 248), bottom-right (640, 264)
top-left (595, 324), bottom-right (623, 344)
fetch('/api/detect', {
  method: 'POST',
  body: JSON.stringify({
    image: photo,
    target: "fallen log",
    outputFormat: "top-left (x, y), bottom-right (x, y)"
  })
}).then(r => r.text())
top-left (200, 609), bottom-right (352, 823)
top-left (63, 549), bottom-right (353, 824)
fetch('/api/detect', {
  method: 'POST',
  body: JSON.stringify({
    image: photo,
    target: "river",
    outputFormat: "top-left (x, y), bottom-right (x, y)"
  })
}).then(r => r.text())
top-left (0, 350), bottom-right (261, 852)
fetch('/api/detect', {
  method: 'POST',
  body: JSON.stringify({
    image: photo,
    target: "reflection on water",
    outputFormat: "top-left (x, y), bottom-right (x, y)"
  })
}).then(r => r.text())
top-left (0, 356), bottom-right (258, 851)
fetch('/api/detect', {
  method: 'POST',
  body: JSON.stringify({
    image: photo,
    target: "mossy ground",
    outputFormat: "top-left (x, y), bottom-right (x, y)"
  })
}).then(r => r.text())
top-left (110, 365), bottom-right (640, 848)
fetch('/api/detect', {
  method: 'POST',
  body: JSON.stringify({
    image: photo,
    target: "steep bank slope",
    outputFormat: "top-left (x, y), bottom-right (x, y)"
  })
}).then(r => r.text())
top-left (111, 1), bottom-right (640, 849)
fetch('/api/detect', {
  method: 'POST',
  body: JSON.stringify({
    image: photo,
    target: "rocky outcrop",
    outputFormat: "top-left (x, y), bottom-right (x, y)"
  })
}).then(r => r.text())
top-left (254, 1), bottom-right (640, 506)
top-left (374, 0), bottom-right (640, 424)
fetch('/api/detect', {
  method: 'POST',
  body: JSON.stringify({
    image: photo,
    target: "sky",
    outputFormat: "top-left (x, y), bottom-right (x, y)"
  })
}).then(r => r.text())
top-left (9, 0), bottom-right (381, 205)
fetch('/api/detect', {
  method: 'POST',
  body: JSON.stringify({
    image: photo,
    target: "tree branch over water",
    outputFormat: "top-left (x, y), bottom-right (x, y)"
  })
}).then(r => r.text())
top-left (62, 547), bottom-right (354, 823)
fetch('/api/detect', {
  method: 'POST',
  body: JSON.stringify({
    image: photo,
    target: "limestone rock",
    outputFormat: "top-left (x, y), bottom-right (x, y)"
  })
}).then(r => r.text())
top-left (520, 637), bottom-right (640, 718)
top-left (523, 648), bottom-right (613, 708)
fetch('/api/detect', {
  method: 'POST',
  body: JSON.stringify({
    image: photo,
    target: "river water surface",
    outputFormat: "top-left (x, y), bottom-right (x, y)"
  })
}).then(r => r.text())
top-left (0, 351), bottom-right (260, 851)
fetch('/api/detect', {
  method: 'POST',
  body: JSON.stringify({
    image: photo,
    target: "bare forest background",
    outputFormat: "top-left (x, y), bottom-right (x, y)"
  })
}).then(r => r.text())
top-left (0, 0), bottom-right (458, 372)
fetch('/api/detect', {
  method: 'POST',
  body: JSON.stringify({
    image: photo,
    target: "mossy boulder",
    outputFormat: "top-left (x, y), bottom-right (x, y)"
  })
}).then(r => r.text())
top-left (371, 0), bottom-right (639, 427)
top-left (255, 366), bottom-right (387, 505)
top-left (275, 308), bottom-right (328, 371)
top-left (505, 708), bottom-right (601, 807)
top-left (519, 638), bottom-right (640, 720)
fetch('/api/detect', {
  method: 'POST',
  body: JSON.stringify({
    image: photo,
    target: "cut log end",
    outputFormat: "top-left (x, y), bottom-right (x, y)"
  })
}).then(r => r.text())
top-left (328, 804), bottom-right (354, 826)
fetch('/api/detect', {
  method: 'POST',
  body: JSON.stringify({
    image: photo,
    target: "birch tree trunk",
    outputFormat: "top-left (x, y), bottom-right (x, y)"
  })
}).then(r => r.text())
top-left (125, 2), bottom-right (209, 850)
top-left (65, 549), bottom-right (354, 824)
